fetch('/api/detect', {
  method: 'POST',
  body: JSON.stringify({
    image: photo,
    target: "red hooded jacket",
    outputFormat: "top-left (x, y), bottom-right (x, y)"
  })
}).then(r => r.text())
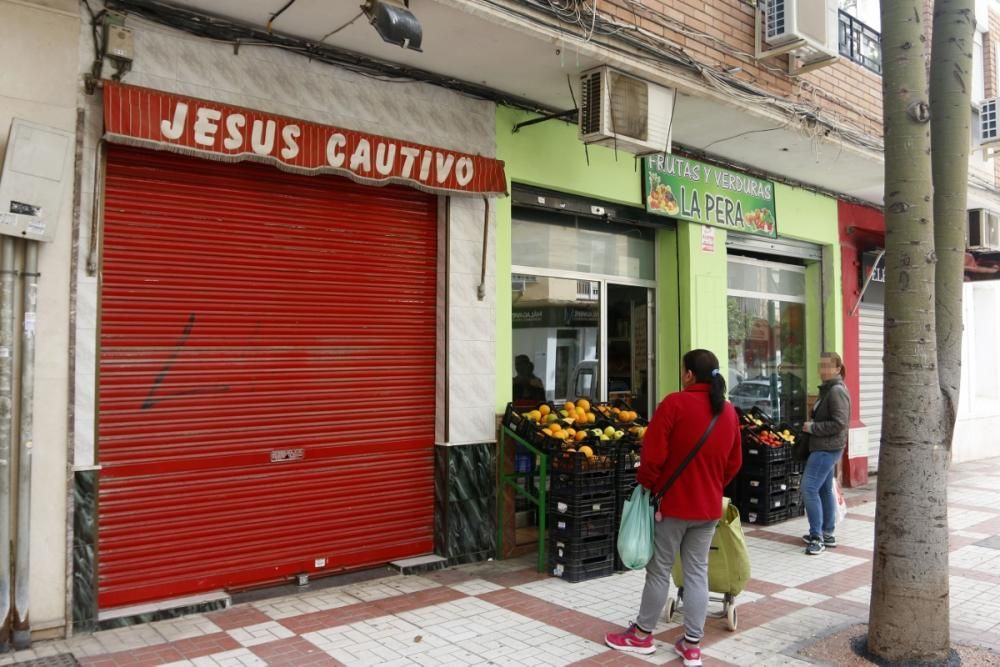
top-left (636, 384), bottom-right (743, 521)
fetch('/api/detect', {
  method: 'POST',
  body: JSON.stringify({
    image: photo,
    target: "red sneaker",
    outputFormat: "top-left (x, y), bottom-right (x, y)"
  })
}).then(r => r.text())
top-left (604, 623), bottom-right (655, 655)
top-left (674, 638), bottom-right (703, 667)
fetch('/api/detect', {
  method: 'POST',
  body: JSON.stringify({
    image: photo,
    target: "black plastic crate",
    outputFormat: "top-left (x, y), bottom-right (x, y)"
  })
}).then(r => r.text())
top-left (746, 476), bottom-right (789, 495)
top-left (550, 552), bottom-right (615, 583)
top-left (789, 459), bottom-right (805, 475)
top-left (551, 512), bottom-right (615, 541)
top-left (741, 458), bottom-right (790, 480)
top-left (503, 403), bottom-right (524, 432)
top-left (743, 441), bottom-right (791, 464)
top-left (742, 506), bottom-right (790, 526)
top-left (549, 492), bottom-right (615, 518)
top-left (550, 451), bottom-right (616, 488)
top-left (789, 495), bottom-right (806, 517)
top-left (746, 490), bottom-right (789, 511)
top-left (550, 534), bottom-right (614, 561)
top-left (786, 473), bottom-right (802, 492)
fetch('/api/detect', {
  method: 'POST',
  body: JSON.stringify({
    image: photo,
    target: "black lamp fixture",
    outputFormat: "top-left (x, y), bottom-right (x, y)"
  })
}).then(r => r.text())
top-left (362, 0), bottom-right (423, 52)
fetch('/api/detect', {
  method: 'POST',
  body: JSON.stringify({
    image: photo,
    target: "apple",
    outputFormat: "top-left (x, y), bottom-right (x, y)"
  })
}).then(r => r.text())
top-left (603, 426), bottom-right (616, 437)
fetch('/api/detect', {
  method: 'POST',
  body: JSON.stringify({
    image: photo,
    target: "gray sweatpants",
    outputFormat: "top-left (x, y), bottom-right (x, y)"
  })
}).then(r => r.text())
top-left (635, 516), bottom-right (717, 641)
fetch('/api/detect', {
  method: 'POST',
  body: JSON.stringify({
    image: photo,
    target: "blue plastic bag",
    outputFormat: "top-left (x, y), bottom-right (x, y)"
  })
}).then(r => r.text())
top-left (617, 486), bottom-right (655, 570)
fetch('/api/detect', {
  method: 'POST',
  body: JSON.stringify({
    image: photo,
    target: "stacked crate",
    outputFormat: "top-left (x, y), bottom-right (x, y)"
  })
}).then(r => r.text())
top-left (548, 449), bottom-right (616, 582)
top-left (730, 410), bottom-right (799, 526)
top-left (611, 441), bottom-right (642, 571)
top-left (787, 459), bottom-right (805, 517)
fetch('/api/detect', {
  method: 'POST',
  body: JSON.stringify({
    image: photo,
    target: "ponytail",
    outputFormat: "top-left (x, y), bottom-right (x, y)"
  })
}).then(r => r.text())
top-left (709, 372), bottom-right (727, 415)
top-left (683, 348), bottom-right (727, 415)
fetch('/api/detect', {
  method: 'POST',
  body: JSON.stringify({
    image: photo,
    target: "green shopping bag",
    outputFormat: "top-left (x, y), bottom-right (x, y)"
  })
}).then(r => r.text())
top-left (671, 497), bottom-right (752, 596)
top-left (617, 486), bottom-right (655, 570)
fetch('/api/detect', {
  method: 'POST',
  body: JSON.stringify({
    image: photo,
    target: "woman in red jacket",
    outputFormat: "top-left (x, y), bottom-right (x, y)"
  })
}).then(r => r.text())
top-left (605, 349), bottom-right (743, 665)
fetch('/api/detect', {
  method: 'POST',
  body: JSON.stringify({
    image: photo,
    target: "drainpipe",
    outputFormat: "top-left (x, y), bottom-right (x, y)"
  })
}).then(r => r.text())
top-left (12, 242), bottom-right (38, 650)
top-left (0, 238), bottom-right (14, 651)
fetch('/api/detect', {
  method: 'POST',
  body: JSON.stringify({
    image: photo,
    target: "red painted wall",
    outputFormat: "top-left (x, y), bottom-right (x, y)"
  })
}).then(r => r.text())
top-left (838, 201), bottom-right (884, 487)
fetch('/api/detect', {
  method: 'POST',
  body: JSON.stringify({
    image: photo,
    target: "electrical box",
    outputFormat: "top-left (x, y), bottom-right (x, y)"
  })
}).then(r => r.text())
top-left (0, 119), bottom-right (74, 243)
top-left (105, 24), bottom-right (134, 63)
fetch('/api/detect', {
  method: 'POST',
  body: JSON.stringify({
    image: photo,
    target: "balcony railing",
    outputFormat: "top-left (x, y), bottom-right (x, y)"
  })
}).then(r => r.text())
top-left (838, 10), bottom-right (882, 75)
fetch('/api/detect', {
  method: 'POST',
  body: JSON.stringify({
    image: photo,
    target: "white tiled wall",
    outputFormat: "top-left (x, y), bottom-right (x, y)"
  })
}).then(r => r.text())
top-left (73, 15), bottom-right (499, 465)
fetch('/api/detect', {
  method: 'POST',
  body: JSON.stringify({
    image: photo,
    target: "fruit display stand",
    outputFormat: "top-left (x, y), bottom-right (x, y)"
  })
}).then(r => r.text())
top-left (499, 400), bottom-right (646, 582)
top-left (497, 423), bottom-right (550, 573)
top-left (728, 409), bottom-right (802, 526)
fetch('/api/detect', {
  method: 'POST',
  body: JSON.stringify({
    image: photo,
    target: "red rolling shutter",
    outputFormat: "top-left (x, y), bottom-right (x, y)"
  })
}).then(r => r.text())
top-left (98, 145), bottom-right (438, 609)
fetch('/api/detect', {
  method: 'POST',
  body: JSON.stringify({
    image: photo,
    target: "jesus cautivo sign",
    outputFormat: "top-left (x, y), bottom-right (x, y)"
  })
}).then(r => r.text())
top-left (643, 154), bottom-right (778, 239)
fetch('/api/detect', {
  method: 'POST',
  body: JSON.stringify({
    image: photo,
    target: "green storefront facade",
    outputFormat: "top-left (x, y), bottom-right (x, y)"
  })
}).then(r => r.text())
top-left (495, 105), bottom-right (843, 422)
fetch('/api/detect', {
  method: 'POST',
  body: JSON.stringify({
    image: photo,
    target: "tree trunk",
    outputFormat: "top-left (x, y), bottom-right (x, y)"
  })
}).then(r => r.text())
top-left (931, 0), bottom-right (973, 432)
top-left (868, 0), bottom-right (953, 662)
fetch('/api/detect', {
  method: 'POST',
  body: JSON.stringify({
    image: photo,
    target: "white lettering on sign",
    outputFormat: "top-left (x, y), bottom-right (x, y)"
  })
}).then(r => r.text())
top-left (149, 95), bottom-right (485, 191)
top-left (224, 113), bottom-right (246, 150)
top-left (161, 102), bottom-right (188, 140)
top-left (193, 107), bottom-right (222, 146)
top-left (419, 150), bottom-right (433, 181)
top-left (400, 146), bottom-right (420, 178)
top-left (375, 143), bottom-right (396, 176)
top-left (280, 125), bottom-right (300, 160)
top-left (455, 157), bottom-right (474, 186)
top-left (435, 152), bottom-right (455, 183)
top-left (326, 133), bottom-right (347, 167)
top-left (351, 139), bottom-right (372, 172)
top-left (250, 119), bottom-right (276, 155)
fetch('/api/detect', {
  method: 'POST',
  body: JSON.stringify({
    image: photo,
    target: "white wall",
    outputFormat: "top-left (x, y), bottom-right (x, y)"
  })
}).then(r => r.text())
top-left (954, 280), bottom-right (1000, 463)
top-left (74, 11), bottom-right (499, 463)
top-left (0, 0), bottom-right (79, 634)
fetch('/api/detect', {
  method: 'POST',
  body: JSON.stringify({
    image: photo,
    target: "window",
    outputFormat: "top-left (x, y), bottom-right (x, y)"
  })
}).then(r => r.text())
top-left (839, 0), bottom-right (881, 74)
top-left (727, 257), bottom-right (808, 425)
top-left (512, 209), bottom-right (655, 280)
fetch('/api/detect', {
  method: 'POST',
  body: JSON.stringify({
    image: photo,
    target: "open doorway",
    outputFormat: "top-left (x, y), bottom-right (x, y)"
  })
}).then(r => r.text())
top-left (607, 284), bottom-right (654, 419)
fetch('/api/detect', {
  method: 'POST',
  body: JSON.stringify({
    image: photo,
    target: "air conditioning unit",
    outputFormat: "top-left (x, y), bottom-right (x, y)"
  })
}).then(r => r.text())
top-left (968, 209), bottom-right (1000, 250)
top-left (764, 0), bottom-right (839, 67)
top-left (578, 66), bottom-right (674, 155)
top-left (979, 98), bottom-right (1000, 145)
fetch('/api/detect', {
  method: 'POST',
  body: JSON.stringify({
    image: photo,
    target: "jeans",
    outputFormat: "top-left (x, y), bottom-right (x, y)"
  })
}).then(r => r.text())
top-left (635, 516), bottom-right (717, 641)
top-left (802, 449), bottom-right (842, 537)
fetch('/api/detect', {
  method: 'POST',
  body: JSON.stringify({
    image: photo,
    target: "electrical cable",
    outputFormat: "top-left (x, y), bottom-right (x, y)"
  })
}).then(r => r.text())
top-left (321, 11), bottom-right (363, 43)
top-left (266, 0), bottom-right (297, 33)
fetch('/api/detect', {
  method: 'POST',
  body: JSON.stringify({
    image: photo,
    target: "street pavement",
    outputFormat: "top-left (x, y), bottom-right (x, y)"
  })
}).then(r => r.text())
top-left (6, 457), bottom-right (1000, 666)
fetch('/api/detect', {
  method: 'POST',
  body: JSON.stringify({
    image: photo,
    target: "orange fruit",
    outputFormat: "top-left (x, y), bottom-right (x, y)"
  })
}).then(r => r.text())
top-left (575, 431), bottom-right (588, 442)
top-left (539, 404), bottom-right (551, 416)
top-left (578, 445), bottom-right (594, 458)
top-left (549, 423), bottom-right (562, 433)
top-left (586, 413), bottom-right (596, 423)
top-left (577, 399), bottom-right (591, 412)
top-left (564, 401), bottom-right (576, 412)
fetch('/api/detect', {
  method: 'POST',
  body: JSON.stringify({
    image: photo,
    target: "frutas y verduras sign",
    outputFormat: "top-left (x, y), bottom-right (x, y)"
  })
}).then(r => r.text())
top-left (102, 82), bottom-right (508, 197)
top-left (643, 154), bottom-right (777, 238)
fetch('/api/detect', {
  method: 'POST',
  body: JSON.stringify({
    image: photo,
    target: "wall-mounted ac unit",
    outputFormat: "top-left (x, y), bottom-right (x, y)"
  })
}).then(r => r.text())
top-left (578, 66), bottom-right (674, 155)
top-left (968, 208), bottom-right (1000, 250)
top-left (763, 0), bottom-right (839, 68)
top-left (979, 98), bottom-right (1000, 145)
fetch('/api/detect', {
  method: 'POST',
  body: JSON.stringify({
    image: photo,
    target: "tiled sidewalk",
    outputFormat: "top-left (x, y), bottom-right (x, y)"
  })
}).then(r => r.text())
top-left (8, 457), bottom-right (1000, 666)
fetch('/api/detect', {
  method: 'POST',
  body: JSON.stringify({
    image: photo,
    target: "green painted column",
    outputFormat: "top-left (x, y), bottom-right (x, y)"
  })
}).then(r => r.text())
top-left (677, 222), bottom-right (730, 377)
top-left (772, 184), bottom-right (842, 389)
top-left (656, 228), bottom-right (681, 398)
